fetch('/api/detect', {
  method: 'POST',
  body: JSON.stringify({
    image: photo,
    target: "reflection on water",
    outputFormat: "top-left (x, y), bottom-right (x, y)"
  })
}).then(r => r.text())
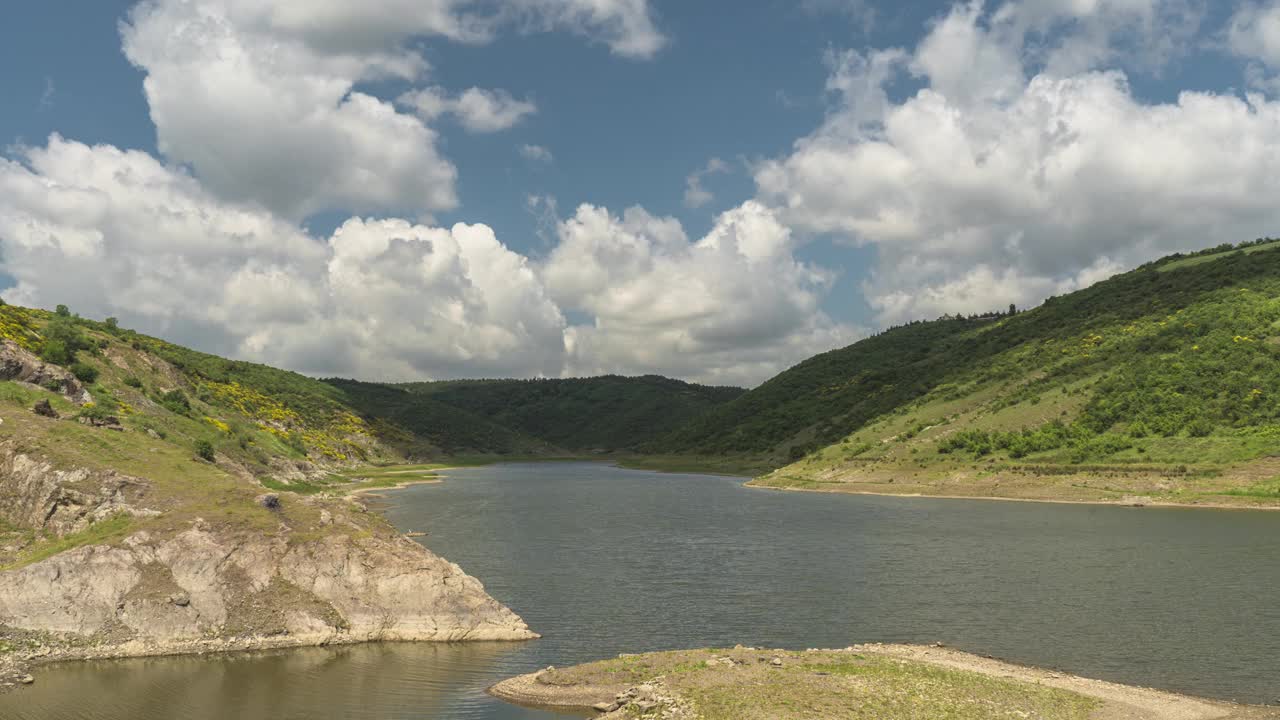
top-left (4, 462), bottom-right (1280, 718)
top-left (6, 642), bottom-right (571, 720)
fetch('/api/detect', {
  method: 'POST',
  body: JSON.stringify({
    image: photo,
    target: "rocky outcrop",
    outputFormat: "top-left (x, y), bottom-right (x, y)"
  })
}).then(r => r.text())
top-left (0, 525), bottom-right (535, 657)
top-left (0, 447), bottom-right (156, 538)
top-left (0, 341), bottom-right (91, 405)
top-left (0, 446), bottom-right (537, 676)
top-left (489, 671), bottom-right (694, 719)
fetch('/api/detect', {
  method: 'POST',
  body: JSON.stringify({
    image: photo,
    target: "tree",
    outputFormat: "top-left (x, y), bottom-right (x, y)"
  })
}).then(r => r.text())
top-left (39, 315), bottom-right (91, 366)
top-left (105, 317), bottom-right (119, 332)
top-left (160, 389), bottom-right (191, 415)
top-left (55, 304), bottom-right (71, 317)
top-left (1008, 303), bottom-right (1018, 316)
top-left (39, 339), bottom-right (72, 366)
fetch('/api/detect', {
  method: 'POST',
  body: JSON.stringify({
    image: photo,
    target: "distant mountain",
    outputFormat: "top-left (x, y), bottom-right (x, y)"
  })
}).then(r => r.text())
top-left (395, 376), bottom-right (746, 451)
top-left (325, 378), bottom-right (557, 457)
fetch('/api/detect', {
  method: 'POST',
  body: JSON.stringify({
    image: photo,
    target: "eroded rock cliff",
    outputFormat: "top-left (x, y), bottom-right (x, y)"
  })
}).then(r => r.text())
top-left (0, 445), bottom-right (536, 679)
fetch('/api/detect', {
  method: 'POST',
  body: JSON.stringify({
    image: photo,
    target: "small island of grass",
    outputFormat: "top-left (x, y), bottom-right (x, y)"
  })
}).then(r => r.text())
top-left (490, 645), bottom-right (1280, 719)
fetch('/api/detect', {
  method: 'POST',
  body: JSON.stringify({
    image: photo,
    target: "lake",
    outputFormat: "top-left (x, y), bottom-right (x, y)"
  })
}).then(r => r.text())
top-left (4, 462), bottom-right (1279, 718)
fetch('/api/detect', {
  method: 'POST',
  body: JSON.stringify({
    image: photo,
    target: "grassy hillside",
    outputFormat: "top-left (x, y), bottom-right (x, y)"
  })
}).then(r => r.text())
top-left (658, 238), bottom-right (1280, 506)
top-left (397, 376), bottom-right (745, 451)
top-left (0, 304), bottom-right (387, 571)
top-left (325, 379), bottom-right (556, 456)
top-left (0, 304), bottom-right (397, 471)
top-left (0, 306), bottom-right (733, 575)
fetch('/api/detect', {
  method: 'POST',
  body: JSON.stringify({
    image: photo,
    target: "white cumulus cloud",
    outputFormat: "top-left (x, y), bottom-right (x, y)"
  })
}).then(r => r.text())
top-left (400, 86), bottom-right (537, 133)
top-left (683, 157), bottom-right (730, 209)
top-left (755, 1), bottom-right (1280, 326)
top-left (121, 0), bottom-right (459, 221)
top-left (120, 0), bottom-right (666, 221)
top-left (504, 0), bottom-right (667, 59)
top-left (0, 137), bottom-right (566, 380)
top-left (542, 201), bottom-right (863, 386)
top-left (1228, 1), bottom-right (1280, 90)
top-left (0, 136), bottom-right (854, 386)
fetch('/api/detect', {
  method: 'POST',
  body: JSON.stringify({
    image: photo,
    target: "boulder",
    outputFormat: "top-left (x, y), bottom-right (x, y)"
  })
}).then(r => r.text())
top-left (32, 400), bottom-right (58, 418)
top-left (0, 341), bottom-right (91, 405)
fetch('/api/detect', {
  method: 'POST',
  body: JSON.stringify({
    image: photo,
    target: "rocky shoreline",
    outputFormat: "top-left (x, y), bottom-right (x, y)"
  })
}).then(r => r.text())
top-left (0, 446), bottom-right (537, 693)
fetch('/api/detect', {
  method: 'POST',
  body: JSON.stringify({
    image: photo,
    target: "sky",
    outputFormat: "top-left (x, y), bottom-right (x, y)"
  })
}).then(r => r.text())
top-left (2, 0), bottom-right (1280, 387)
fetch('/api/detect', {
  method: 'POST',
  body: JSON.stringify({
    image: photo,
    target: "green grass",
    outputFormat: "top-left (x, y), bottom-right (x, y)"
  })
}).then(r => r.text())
top-left (688, 657), bottom-right (1098, 720)
top-left (1156, 238), bottom-right (1280, 272)
top-left (259, 476), bottom-right (346, 495)
top-left (615, 454), bottom-right (766, 477)
top-left (0, 382), bottom-right (71, 410)
top-left (4, 514), bottom-right (134, 570)
top-left (649, 239), bottom-right (1280, 506)
top-left (536, 648), bottom-right (1100, 720)
top-left (1221, 478), bottom-right (1280, 498)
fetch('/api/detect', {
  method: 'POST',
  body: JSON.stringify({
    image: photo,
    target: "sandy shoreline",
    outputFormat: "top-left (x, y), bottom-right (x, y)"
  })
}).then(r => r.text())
top-left (345, 468), bottom-right (454, 497)
top-left (744, 479), bottom-right (1280, 512)
top-left (490, 644), bottom-right (1280, 719)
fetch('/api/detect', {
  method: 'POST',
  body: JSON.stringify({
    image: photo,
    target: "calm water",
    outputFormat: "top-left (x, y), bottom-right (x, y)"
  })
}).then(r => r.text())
top-left (5, 462), bottom-right (1280, 718)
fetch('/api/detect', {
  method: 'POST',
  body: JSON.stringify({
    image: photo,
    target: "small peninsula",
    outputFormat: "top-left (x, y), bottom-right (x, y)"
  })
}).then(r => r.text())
top-left (490, 645), bottom-right (1280, 720)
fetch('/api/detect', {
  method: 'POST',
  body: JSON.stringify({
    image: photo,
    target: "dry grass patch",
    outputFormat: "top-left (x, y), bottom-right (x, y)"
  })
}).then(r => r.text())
top-left (536, 648), bottom-right (1099, 720)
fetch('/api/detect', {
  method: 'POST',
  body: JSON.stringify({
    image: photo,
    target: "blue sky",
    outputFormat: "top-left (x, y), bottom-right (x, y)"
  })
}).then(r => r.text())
top-left (2, 1), bottom-right (1280, 385)
top-left (1, 0), bottom-right (887, 326)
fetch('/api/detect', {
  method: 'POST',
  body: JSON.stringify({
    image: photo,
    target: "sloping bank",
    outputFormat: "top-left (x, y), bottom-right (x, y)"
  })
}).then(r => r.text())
top-left (490, 645), bottom-right (1280, 720)
top-left (0, 445), bottom-right (536, 691)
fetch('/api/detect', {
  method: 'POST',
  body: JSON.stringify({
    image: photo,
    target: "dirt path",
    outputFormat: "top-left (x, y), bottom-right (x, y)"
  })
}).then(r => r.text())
top-left (865, 645), bottom-right (1279, 720)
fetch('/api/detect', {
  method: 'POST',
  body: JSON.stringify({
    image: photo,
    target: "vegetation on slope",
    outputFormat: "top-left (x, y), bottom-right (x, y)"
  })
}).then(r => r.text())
top-left (325, 379), bottom-right (555, 457)
top-left (634, 238), bottom-right (1280, 500)
top-left (727, 238), bottom-right (1280, 505)
top-left (648, 319), bottom-right (989, 462)
top-left (398, 376), bottom-right (745, 451)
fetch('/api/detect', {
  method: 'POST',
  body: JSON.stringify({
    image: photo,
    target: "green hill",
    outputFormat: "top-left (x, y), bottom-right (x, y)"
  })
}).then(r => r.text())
top-left (0, 305), bottom-right (741, 480)
top-left (397, 376), bottom-right (745, 451)
top-left (3, 235), bottom-right (1279, 510)
top-left (324, 378), bottom-right (556, 457)
top-left (655, 238), bottom-right (1280, 506)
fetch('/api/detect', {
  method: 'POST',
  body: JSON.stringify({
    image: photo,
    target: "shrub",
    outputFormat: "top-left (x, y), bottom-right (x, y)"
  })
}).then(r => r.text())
top-left (39, 339), bottom-right (72, 366)
top-left (160, 389), bottom-right (191, 415)
top-left (194, 439), bottom-right (216, 461)
top-left (78, 403), bottom-right (115, 422)
top-left (70, 362), bottom-right (99, 383)
top-left (284, 431), bottom-right (308, 456)
top-left (1187, 418), bottom-right (1214, 438)
top-left (123, 376), bottom-right (143, 388)
top-left (39, 316), bottom-right (92, 366)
